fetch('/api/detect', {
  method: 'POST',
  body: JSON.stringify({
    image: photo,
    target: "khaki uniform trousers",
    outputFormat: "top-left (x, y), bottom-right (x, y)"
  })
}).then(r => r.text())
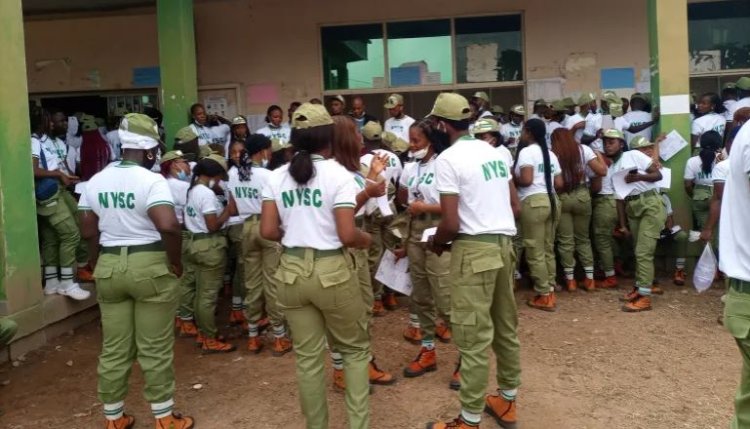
top-left (725, 281), bottom-right (750, 429)
top-left (691, 184), bottom-right (713, 231)
top-left (557, 186), bottom-right (594, 270)
top-left (184, 233), bottom-right (227, 337)
top-left (519, 193), bottom-right (560, 293)
top-left (94, 248), bottom-right (178, 405)
top-left (592, 195), bottom-right (618, 273)
top-left (226, 223), bottom-right (246, 300)
top-left (449, 234), bottom-right (521, 414)
top-left (275, 248), bottom-right (370, 429)
top-left (407, 214), bottom-right (451, 339)
top-left (242, 215), bottom-right (284, 327)
top-left (177, 230), bottom-right (196, 320)
top-left (625, 191), bottom-right (667, 289)
top-left (37, 188), bottom-right (84, 268)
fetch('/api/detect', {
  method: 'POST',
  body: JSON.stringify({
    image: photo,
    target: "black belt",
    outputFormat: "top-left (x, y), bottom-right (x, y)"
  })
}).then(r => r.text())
top-left (593, 194), bottom-right (615, 199)
top-left (283, 247), bottom-right (343, 259)
top-left (625, 189), bottom-right (659, 202)
top-left (414, 213), bottom-right (441, 221)
top-left (730, 279), bottom-right (750, 294)
top-left (455, 233), bottom-right (509, 244)
top-left (101, 242), bottom-right (163, 255)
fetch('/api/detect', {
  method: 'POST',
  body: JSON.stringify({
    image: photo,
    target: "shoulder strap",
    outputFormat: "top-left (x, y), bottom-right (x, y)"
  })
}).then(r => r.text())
top-left (39, 140), bottom-right (49, 170)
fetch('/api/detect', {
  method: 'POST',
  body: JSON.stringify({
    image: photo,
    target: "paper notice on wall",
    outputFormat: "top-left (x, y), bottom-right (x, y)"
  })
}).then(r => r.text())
top-left (204, 97), bottom-right (228, 117)
top-left (658, 130), bottom-right (689, 161)
top-left (375, 250), bottom-right (412, 296)
top-left (690, 50), bottom-right (721, 73)
top-left (246, 83), bottom-right (279, 105)
top-left (466, 43), bottom-right (498, 83)
top-left (527, 78), bottom-right (564, 108)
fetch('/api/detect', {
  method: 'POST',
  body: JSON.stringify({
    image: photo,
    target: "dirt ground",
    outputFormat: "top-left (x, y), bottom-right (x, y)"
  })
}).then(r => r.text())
top-left (0, 279), bottom-right (740, 429)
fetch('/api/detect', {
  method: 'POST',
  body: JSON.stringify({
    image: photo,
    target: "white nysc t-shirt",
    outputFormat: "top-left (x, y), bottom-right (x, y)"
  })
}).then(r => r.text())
top-left (403, 156), bottom-right (440, 205)
top-left (500, 122), bottom-right (522, 149)
top-left (609, 150), bottom-right (657, 198)
top-left (623, 111), bottom-right (653, 145)
top-left (564, 113), bottom-right (586, 143)
top-left (514, 143), bottom-right (562, 200)
top-left (361, 149), bottom-right (403, 186)
top-left (78, 162), bottom-right (175, 247)
top-left (435, 136), bottom-right (516, 236)
top-left (385, 115), bottom-right (416, 142)
top-left (257, 124), bottom-right (292, 144)
top-left (712, 159), bottom-right (730, 183)
top-left (719, 122), bottom-right (750, 282)
top-left (262, 156), bottom-right (358, 250)
top-left (167, 177), bottom-right (189, 224)
top-left (227, 165), bottom-right (271, 220)
top-left (691, 113), bottom-right (726, 146)
top-left (684, 156), bottom-right (715, 187)
top-left (184, 184), bottom-right (224, 233)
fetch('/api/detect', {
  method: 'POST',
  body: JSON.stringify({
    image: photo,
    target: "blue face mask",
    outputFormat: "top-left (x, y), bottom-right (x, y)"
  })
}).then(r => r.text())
top-left (176, 171), bottom-right (190, 182)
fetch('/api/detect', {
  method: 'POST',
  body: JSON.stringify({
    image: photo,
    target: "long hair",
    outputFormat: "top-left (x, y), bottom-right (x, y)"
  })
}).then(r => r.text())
top-left (187, 157), bottom-right (226, 200)
top-left (551, 128), bottom-right (584, 193)
top-left (236, 134), bottom-right (272, 181)
top-left (30, 106), bottom-right (51, 137)
top-left (523, 118), bottom-right (556, 217)
top-left (411, 118), bottom-right (449, 155)
top-left (698, 131), bottom-right (722, 175)
top-left (80, 130), bottom-right (112, 181)
top-left (160, 159), bottom-right (176, 178)
top-left (289, 124), bottom-right (334, 184)
top-left (703, 92), bottom-right (727, 115)
top-left (332, 115), bottom-right (361, 172)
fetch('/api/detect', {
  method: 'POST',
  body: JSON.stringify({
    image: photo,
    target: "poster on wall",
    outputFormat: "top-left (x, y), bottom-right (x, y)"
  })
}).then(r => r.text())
top-left (204, 97), bottom-right (228, 118)
top-left (466, 43), bottom-right (499, 82)
top-left (690, 50), bottom-right (721, 73)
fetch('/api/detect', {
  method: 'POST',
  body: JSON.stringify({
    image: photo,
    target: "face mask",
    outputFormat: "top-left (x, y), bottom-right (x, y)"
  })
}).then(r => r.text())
top-left (176, 170), bottom-right (190, 182)
top-left (409, 148), bottom-right (429, 160)
top-left (208, 179), bottom-right (216, 188)
top-left (511, 118), bottom-right (521, 126)
top-left (261, 158), bottom-right (269, 168)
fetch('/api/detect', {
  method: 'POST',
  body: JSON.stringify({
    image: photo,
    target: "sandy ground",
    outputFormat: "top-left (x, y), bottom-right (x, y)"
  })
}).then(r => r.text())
top-left (0, 280), bottom-right (740, 429)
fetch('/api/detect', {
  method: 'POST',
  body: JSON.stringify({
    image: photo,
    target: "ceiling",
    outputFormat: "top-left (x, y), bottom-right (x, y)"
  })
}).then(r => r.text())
top-left (23, 0), bottom-right (154, 16)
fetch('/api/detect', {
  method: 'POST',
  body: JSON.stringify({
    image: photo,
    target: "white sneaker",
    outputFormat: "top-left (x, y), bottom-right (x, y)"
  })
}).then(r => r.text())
top-left (43, 278), bottom-right (61, 295)
top-left (58, 283), bottom-right (91, 301)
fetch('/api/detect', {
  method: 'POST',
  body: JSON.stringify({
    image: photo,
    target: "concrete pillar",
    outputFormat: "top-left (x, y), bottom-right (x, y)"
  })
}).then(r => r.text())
top-left (0, 0), bottom-right (44, 319)
top-left (648, 0), bottom-right (691, 227)
top-left (157, 0), bottom-right (198, 148)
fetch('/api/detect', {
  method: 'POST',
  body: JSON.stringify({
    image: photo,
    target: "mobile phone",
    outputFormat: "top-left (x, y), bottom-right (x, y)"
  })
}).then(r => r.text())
top-left (629, 169), bottom-right (638, 174)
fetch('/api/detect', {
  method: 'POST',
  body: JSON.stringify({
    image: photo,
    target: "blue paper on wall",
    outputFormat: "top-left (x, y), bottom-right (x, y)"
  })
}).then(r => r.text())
top-left (390, 66), bottom-right (421, 87)
top-left (133, 67), bottom-right (161, 86)
top-left (600, 67), bottom-right (635, 89)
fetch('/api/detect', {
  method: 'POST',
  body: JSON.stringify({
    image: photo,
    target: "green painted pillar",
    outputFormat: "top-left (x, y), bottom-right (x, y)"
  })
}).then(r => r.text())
top-left (157, 0), bottom-right (198, 148)
top-left (648, 0), bottom-right (692, 228)
top-left (0, 0), bottom-right (43, 314)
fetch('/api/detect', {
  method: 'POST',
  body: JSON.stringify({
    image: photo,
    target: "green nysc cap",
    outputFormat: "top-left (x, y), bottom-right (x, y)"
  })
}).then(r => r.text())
top-left (292, 102), bottom-right (333, 129)
top-left (510, 104), bottom-right (526, 116)
top-left (175, 126), bottom-right (198, 144)
top-left (578, 92), bottom-right (596, 106)
top-left (562, 97), bottom-right (576, 107)
top-left (629, 135), bottom-right (654, 150)
top-left (472, 118), bottom-right (500, 135)
top-left (119, 113), bottom-right (161, 150)
top-left (271, 138), bottom-right (291, 153)
top-left (429, 93), bottom-right (471, 121)
top-left (736, 77), bottom-right (750, 91)
top-left (160, 150), bottom-right (185, 164)
top-left (382, 131), bottom-right (409, 154)
top-left (601, 128), bottom-right (625, 141)
top-left (551, 100), bottom-right (567, 112)
top-left (362, 121), bottom-right (383, 141)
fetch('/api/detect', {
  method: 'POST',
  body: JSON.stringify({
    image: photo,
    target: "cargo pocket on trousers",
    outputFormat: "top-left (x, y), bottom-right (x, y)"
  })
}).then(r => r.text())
top-left (93, 265), bottom-right (115, 303)
top-left (451, 310), bottom-right (478, 347)
top-left (320, 269), bottom-right (354, 307)
top-left (133, 263), bottom-right (175, 303)
top-left (275, 270), bottom-right (301, 309)
top-left (725, 292), bottom-right (750, 340)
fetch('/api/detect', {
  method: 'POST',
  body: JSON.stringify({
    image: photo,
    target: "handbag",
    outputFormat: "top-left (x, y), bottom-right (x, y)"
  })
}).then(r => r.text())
top-left (35, 146), bottom-right (59, 201)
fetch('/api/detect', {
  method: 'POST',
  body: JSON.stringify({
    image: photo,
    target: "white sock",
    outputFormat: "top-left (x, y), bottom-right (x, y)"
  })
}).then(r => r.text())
top-left (330, 352), bottom-right (344, 370)
top-left (564, 268), bottom-right (574, 281)
top-left (584, 266), bottom-right (594, 280)
top-left (501, 388), bottom-right (518, 401)
top-left (605, 269), bottom-right (616, 277)
top-left (103, 401), bottom-right (124, 421)
top-left (514, 270), bottom-right (522, 280)
top-left (151, 398), bottom-right (174, 419)
top-left (272, 324), bottom-right (286, 339)
top-left (231, 296), bottom-right (242, 311)
top-left (676, 258), bottom-right (686, 270)
top-left (409, 313), bottom-right (420, 329)
top-left (460, 409), bottom-right (481, 425)
top-left (44, 266), bottom-right (58, 282)
top-left (60, 267), bottom-right (74, 283)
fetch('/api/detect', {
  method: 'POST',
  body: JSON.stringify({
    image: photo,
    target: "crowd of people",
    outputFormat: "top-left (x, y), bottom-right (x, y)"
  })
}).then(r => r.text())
top-left (6, 75), bottom-right (750, 428)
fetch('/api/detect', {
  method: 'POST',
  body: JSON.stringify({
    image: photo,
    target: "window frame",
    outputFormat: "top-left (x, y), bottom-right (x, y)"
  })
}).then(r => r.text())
top-left (318, 11), bottom-right (526, 96)
top-left (688, 1), bottom-right (750, 78)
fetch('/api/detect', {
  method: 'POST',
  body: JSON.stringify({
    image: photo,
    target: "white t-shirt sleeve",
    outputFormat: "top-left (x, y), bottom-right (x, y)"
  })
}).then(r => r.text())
top-left (691, 118), bottom-right (703, 136)
top-left (146, 178), bottom-right (176, 209)
top-left (683, 157), bottom-right (697, 180)
top-left (333, 170), bottom-right (357, 209)
top-left (634, 150), bottom-right (654, 171)
top-left (196, 187), bottom-right (218, 215)
top-left (31, 137), bottom-right (41, 158)
top-left (516, 146), bottom-right (536, 168)
top-left (78, 189), bottom-right (90, 210)
top-left (581, 144), bottom-right (596, 163)
top-left (742, 135), bottom-right (750, 176)
top-left (435, 155), bottom-right (460, 195)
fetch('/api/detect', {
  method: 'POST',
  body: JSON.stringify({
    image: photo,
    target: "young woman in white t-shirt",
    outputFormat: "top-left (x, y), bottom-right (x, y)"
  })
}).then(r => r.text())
top-left (684, 130), bottom-right (723, 230)
top-left (515, 119), bottom-right (563, 311)
top-left (260, 103), bottom-right (372, 428)
top-left (184, 155), bottom-right (237, 353)
top-left (550, 128), bottom-right (606, 292)
top-left (257, 105), bottom-right (292, 144)
top-left (691, 93), bottom-right (727, 152)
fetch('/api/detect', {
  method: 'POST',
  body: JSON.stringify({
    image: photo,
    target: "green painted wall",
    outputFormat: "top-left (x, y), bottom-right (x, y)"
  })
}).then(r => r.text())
top-left (0, 0), bottom-right (43, 311)
top-left (157, 0), bottom-right (198, 149)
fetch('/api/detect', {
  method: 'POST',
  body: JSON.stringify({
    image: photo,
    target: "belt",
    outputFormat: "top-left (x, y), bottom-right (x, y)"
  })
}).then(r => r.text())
top-left (624, 189), bottom-right (659, 202)
top-left (414, 213), bottom-right (441, 222)
top-left (244, 214), bottom-right (261, 222)
top-left (101, 242), bottom-right (164, 255)
top-left (730, 279), bottom-right (750, 294)
top-left (455, 233), bottom-right (508, 244)
top-left (593, 194), bottom-right (615, 199)
top-left (562, 184), bottom-right (587, 194)
top-left (186, 231), bottom-right (219, 240)
top-left (283, 247), bottom-right (343, 259)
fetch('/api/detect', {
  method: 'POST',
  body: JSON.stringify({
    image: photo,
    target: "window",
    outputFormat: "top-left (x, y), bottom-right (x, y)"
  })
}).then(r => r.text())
top-left (386, 20), bottom-right (452, 86)
top-left (321, 24), bottom-right (385, 91)
top-left (455, 15), bottom-right (523, 83)
top-left (689, 1), bottom-right (750, 73)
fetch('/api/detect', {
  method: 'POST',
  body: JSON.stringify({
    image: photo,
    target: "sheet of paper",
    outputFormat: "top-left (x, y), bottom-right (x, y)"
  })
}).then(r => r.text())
top-left (376, 195), bottom-right (393, 217)
top-left (374, 250), bottom-right (412, 296)
top-left (656, 167), bottom-right (672, 190)
top-left (611, 170), bottom-right (639, 200)
top-left (420, 227), bottom-right (437, 243)
top-left (671, 225), bottom-right (682, 235)
top-left (658, 130), bottom-right (688, 162)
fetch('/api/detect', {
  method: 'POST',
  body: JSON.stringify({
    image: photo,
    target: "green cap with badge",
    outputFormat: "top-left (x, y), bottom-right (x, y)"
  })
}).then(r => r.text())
top-left (292, 102), bottom-right (333, 129)
top-left (231, 115), bottom-right (247, 126)
top-left (384, 93), bottom-right (404, 109)
top-left (736, 76), bottom-right (750, 91)
top-left (175, 126), bottom-right (198, 144)
top-left (429, 93), bottom-right (471, 121)
top-left (578, 92), bottom-right (596, 106)
top-left (160, 150), bottom-right (185, 164)
top-left (723, 82), bottom-right (737, 90)
top-left (609, 102), bottom-right (624, 118)
top-left (362, 121), bottom-right (383, 141)
top-left (510, 104), bottom-right (525, 116)
top-left (271, 138), bottom-right (290, 153)
top-left (629, 135), bottom-right (654, 149)
top-left (80, 114), bottom-right (98, 132)
top-left (492, 105), bottom-right (504, 114)
top-left (205, 153), bottom-right (228, 172)
top-left (534, 99), bottom-right (550, 107)
top-left (472, 118), bottom-right (500, 134)
top-left (631, 92), bottom-right (647, 102)
top-left (602, 90), bottom-right (618, 101)
top-left (551, 100), bottom-right (567, 112)
top-left (382, 131), bottom-right (408, 154)
top-left (602, 128), bottom-right (625, 141)
top-left (562, 97), bottom-right (576, 107)
top-left (472, 91), bottom-right (490, 103)
top-left (119, 113), bottom-right (161, 150)
top-left (198, 145), bottom-right (213, 159)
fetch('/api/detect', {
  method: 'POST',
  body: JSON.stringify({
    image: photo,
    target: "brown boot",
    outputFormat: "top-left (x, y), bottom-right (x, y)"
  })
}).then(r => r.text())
top-left (566, 279), bottom-right (577, 292)
top-left (246, 336), bottom-right (263, 354)
top-left (179, 320), bottom-right (198, 338)
top-left (229, 310), bottom-right (246, 325)
top-left (271, 336), bottom-right (293, 357)
top-left (368, 358), bottom-right (396, 385)
top-left (155, 412), bottom-right (194, 429)
top-left (582, 278), bottom-right (596, 292)
top-left (449, 360), bottom-right (461, 391)
top-left (77, 265), bottom-right (95, 283)
top-left (201, 337), bottom-right (237, 354)
top-left (651, 284), bottom-right (664, 295)
top-left (673, 268), bottom-right (686, 286)
top-left (383, 293), bottom-right (399, 310)
top-left (403, 347), bottom-right (437, 377)
top-left (485, 394), bottom-right (517, 429)
top-left (372, 300), bottom-right (385, 317)
top-left (527, 293), bottom-right (556, 312)
top-left (621, 295), bottom-right (652, 312)
top-left (426, 416), bottom-right (479, 428)
top-left (332, 368), bottom-right (345, 391)
top-left (619, 287), bottom-right (639, 302)
top-left (435, 322), bottom-right (452, 343)
top-left (105, 414), bottom-right (135, 429)
top-left (403, 325), bottom-right (423, 345)
top-left (194, 332), bottom-right (205, 348)
top-left (597, 276), bottom-right (618, 289)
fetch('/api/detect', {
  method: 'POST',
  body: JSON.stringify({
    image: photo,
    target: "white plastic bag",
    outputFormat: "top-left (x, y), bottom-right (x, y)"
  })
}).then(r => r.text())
top-left (693, 243), bottom-right (717, 293)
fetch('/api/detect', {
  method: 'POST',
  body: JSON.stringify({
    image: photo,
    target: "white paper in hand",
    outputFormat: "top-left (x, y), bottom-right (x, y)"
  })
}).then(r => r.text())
top-left (420, 227), bottom-right (437, 243)
top-left (656, 167), bottom-right (671, 190)
top-left (375, 250), bottom-right (412, 296)
top-left (659, 130), bottom-right (688, 162)
top-left (612, 170), bottom-right (639, 200)
top-left (376, 195), bottom-right (393, 217)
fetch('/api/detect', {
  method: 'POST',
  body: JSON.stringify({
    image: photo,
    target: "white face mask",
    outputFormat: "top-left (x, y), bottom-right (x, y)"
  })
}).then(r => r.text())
top-left (261, 158), bottom-right (269, 168)
top-left (208, 179), bottom-right (216, 188)
top-left (409, 148), bottom-right (429, 160)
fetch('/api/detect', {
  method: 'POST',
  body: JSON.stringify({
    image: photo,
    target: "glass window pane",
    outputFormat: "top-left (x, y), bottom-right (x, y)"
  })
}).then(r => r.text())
top-left (386, 20), bottom-right (452, 86)
top-left (455, 15), bottom-right (523, 83)
top-left (321, 24), bottom-right (385, 90)
top-left (689, 1), bottom-right (750, 71)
